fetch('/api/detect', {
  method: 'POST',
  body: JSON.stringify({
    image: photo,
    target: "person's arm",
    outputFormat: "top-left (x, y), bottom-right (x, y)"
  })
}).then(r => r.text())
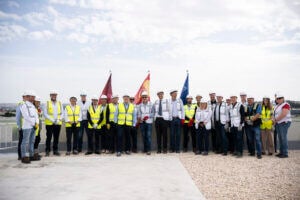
top-left (20, 104), bottom-right (34, 127)
top-left (64, 107), bottom-right (69, 123)
top-left (16, 105), bottom-right (22, 129)
top-left (87, 111), bottom-right (93, 126)
top-left (59, 102), bottom-right (64, 122)
top-left (43, 102), bottom-right (54, 123)
top-left (252, 104), bottom-right (261, 121)
top-left (105, 105), bottom-right (110, 123)
top-left (78, 106), bottom-right (82, 122)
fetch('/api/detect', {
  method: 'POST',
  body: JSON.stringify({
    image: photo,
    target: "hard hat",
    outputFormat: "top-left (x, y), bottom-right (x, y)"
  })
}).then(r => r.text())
top-left (100, 95), bottom-right (107, 99)
top-left (141, 91), bottom-right (148, 96)
top-left (91, 95), bottom-right (98, 100)
top-left (123, 94), bottom-right (130, 98)
top-left (170, 89), bottom-right (178, 94)
top-left (276, 93), bottom-right (284, 98)
top-left (195, 94), bottom-right (202, 98)
top-left (69, 96), bottom-right (77, 100)
top-left (157, 90), bottom-right (164, 95)
top-left (209, 92), bottom-right (215, 95)
top-left (50, 90), bottom-right (58, 95)
top-left (80, 91), bottom-right (87, 96)
top-left (216, 94), bottom-right (223, 97)
top-left (263, 95), bottom-right (270, 99)
top-left (186, 95), bottom-right (193, 99)
top-left (112, 94), bottom-right (119, 98)
top-left (240, 92), bottom-right (247, 96)
top-left (247, 95), bottom-right (255, 99)
top-left (230, 94), bottom-right (238, 98)
top-left (35, 96), bottom-right (41, 102)
top-left (24, 90), bottom-right (36, 97)
top-left (200, 98), bottom-right (208, 103)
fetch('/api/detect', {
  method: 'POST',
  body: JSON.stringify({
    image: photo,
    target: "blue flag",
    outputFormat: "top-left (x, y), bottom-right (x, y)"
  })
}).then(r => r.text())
top-left (180, 73), bottom-right (189, 105)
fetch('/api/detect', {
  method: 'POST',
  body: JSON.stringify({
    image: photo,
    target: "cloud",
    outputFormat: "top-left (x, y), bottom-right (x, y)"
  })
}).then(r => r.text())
top-left (0, 10), bottom-right (21, 20)
top-left (24, 12), bottom-right (49, 26)
top-left (80, 46), bottom-right (94, 56)
top-left (0, 24), bottom-right (27, 42)
top-left (49, 0), bottom-right (77, 7)
top-left (67, 32), bottom-right (89, 43)
top-left (7, 1), bottom-right (20, 8)
top-left (28, 30), bottom-right (54, 40)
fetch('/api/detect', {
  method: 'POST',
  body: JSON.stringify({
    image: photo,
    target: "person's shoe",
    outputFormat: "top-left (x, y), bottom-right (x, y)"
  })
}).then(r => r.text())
top-left (195, 151), bottom-right (201, 155)
top-left (203, 151), bottom-right (208, 156)
top-left (249, 153), bottom-right (255, 156)
top-left (78, 149), bottom-right (82, 153)
top-left (101, 150), bottom-right (106, 153)
top-left (116, 152), bottom-right (121, 157)
top-left (262, 152), bottom-right (266, 155)
top-left (65, 152), bottom-right (71, 156)
top-left (268, 153), bottom-right (273, 156)
top-left (73, 150), bottom-right (78, 155)
top-left (257, 155), bottom-right (262, 159)
top-left (132, 149), bottom-right (138, 153)
top-left (163, 150), bottom-right (168, 154)
top-left (53, 151), bottom-right (60, 156)
top-left (176, 150), bottom-right (180, 153)
top-left (18, 157), bottom-right (21, 160)
top-left (157, 150), bottom-right (162, 154)
top-left (193, 148), bottom-right (196, 153)
top-left (33, 153), bottom-right (41, 161)
top-left (222, 152), bottom-right (227, 156)
top-left (146, 151), bottom-right (151, 155)
top-left (45, 151), bottom-right (50, 157)
top-left (278, 154), bottom-right (288, 158)
top-left (21, 157), bottom-right (31, 164)
top-left (276, 153), bottom-right (282, 157)
top-left (236, 153), bottom-right (242, 158)
top-left (85, 151), bottom-right (93, 155)
top-left (233, 152), bottom-right (238, 156)
top-left (183, 148), bottom-right (188, 153)
top-left (94, 151), bottom-right (100, 154)
top-left (125, 151), bottom-right (131, 155)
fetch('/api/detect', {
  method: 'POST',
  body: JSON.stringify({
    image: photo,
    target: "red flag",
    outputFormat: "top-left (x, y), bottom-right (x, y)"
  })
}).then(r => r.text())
top-left (134, 73), bottom-right (150, 105)
top-left (99, 73), bottom-right (113, 104)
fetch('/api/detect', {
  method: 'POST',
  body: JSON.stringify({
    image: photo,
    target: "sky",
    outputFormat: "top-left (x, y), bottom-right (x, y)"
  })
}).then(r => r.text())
top-left (0, 0), bottom-right (300, 103)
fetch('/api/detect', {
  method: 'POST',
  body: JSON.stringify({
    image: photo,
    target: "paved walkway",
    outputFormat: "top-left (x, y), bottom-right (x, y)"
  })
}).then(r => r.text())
top-left (0, 154), bottom-right (205, 200)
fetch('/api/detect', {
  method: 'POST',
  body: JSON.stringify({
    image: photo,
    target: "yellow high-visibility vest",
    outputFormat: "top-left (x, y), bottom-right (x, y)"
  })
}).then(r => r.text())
top-left (35, 108), bottom-right (42, 136)
top-left (108, 103), bottom-right (117, 122)
top-left (65, 105), bottom-right (81, 128)
top-left (184, 104), bottom-right (196, 123)
top-left (117, 103), bottom-right (134, 126)
top-left (99, 105), bottom-right (107, 127)
top-left (88, 105), bottom-right (101, 129)
top-left (260, 106), bottom-right (273, 130)
top-left (18, 101), bottom-right (24, 127)
top-left (44, 101), bottom-right (62, 125)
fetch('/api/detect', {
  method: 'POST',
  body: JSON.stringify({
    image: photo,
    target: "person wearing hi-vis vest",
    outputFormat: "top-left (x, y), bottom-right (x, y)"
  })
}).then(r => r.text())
top-left (43, 90), bottom-right (63, 156)
top-left (244, 95), bottom-right (262, 159)
top-left (98, 95), bottom-right (110, 154)
top-left (20, 90), bottom-right (39, 164)
top-left (86, 95), bottom-right (102, 155)
top-left (115, 94), bottom-right (136, 157)
top-left (16, 92), bottom-right (27, 160)
top-left (169, 89), bottom-right (184, 153)
top-left (64, 96), bottom-right (82, 155)
top-left (214, 94), bottom-right (230, 156)
top-left (33, 96), bottom-right (42, 160)
top-left (137, 91), bottom-right (153, 155)
top-left (107, 95), bottom-right (119, 153)
top-left (272, 93), bottom-right (292, 158)
top-left (153, 90), bottom-right (170, 154)
top-left (260, 96), bottom-right (275, 155)
top-left (183, 95), bottom-right (196, 153)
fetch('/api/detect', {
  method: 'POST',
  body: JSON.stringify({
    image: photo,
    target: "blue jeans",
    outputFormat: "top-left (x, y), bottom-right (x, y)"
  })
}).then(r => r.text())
top-left (170, 117), bottom-right (181, 151)
top-left (21, 128), bottom-right (36, 158)
top-left (245, 125), bottom-right (262, 156)
top-left (275, 122), bottom-right (291, 156)
top-left (231, 127), bottom-right (243, 154)
top-left (78, 120), bottom-right (88, 151)
top-left (140, 123), bottom-right (152, 152)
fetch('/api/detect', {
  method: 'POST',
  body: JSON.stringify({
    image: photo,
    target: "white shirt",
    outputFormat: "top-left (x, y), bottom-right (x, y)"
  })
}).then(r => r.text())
top-left (169, 98), bottom-right (184, 120)
top-left (43, 101), bottom-right (64, 123)
top-left (78, 101), bottom-right (90, 120)
top-left (20, 101), bottom-right (38, 129)
top-left (138, 101), bottom-right (153, 124)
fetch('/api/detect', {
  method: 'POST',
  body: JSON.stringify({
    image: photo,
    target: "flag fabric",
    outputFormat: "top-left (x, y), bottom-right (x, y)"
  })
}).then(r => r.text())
top-left (99, 73), bottom-right (113, 103)
top-left (180, 73), bottom-right (189, 105)
top-left (134, 73), bottom-right (150, 105)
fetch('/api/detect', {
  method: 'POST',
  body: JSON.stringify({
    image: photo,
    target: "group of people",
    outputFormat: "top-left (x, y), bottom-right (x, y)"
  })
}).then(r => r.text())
top-left (16, 89), bottom-right (292, 163)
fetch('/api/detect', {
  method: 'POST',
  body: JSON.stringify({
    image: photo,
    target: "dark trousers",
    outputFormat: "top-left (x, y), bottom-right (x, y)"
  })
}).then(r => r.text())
top-left (45, 125), bottom-right (61, 152)
top-left (274, 129), bottom-right (278, 153)
top-left (170, 117), bottom-right (181, 151)
top-left (66, 126), bottom-right (79, 152)
top-left (183, 124), bottom-right (196, 151)
top-left (117, 125), bottom-right (132, 152)
top-left (155, 118), bottom-right (168, 151)
top-left (196, 126), bottom-right (209, 152)
top-left (231, 127), bottom-right (243, 154)
top-left (226, 130), bottom-right (234, 153)
top-left (210, 128), bottom-right (217, 151)
top-left (215, 122), bottom-right (228, 153)
top-left (87, 128), bottom-right (100, 152)
top-left (18, 129), bottom-right (23, 159)
top-left (101, 125), bottom-right (109, 151)
top-left (130, 127), bottom-right (138, 151)
top-left (78, 120), bottom-right (88, 151)
top-left (108, 122), bottom-right (117, 152)
top-left (244, 127), bottom-right (251, 153)
top-left (34, 131), bottom-right (41, 150)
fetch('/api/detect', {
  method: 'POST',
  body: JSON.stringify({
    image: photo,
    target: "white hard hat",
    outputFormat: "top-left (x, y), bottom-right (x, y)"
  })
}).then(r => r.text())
top-left (263, 95), bottom-right (270, 99)
top-left (200, 98), bottom-right (208, 103)
top-left (123, 94), bottom-right (130, 97)
top-left (80, 91), bottom-right (87, 96)
top-left (216, 94), bottom-right (223, 97)
top-left (276, 93), bottom-right (284, 98)
top-left (186, 95), bottom-right (193, 99)
top-left (35, 96), bottom-right (41, 102)
top-left (24, 90), bottom-right (36, 97)
top-left (170, 89), bottom-right (178, 94)
top-left (195, 94), bottom-right (202, 98)
top-left (230, 94), bottom-right (238, 98)
top-left (209, 92), bottom-right (216, 95)
top-left (50, 90), bottom-right (58, 95)
top-left (141, 91), bottom-right (148, 96)
top-left (247, 95), bottom-right (255, 99)
top-left (157, 90), bottom-right (164, 94)
top-left (100, 95), bottom-right (107, 99)
top-left (69, 96), bottom-right (77, 100)
top-left (112, 94), bottom-right (119, 98)
top-left (91, 95), bottom-right (98, 100)
top-left (240, 92), bottom-right (247, 96)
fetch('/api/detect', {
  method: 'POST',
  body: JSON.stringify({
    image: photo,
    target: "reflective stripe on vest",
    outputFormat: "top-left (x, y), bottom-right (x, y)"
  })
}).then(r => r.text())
top-left (65, 105), bottom-right (80, 128)
top-left (44, 101), bottom-right (62, 125)
top-left (184, 104), bottom-right (196, 123)
top-left (108, 103), bottom-right (117, 122)
top-left (99, 105), bottom-right (107, 127)
top-left (117, 103), bottom-right (134, 126)
top-left (88, 105), bottom-right (101, 129)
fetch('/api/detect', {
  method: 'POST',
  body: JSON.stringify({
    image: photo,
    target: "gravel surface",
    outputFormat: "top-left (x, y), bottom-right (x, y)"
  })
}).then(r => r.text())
top-left (179, 151), bottom-right (300, 200)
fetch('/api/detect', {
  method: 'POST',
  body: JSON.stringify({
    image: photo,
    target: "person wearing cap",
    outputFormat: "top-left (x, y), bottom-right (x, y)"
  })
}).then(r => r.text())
top-left (129, 96), bottom-right (138, 153)
top-left (240, 92), bottom-right (247, 107)
top-left (107, 95), bottom-right (119, 153)
top-left (86, 95), bottom-right (102, 155)
top-left (244, 95), bottom-right (262, 159)
top-left (64, 96), bottom-right (82, 155)
top-left (273, 94), bottom-right (292, 158)
top-left (195, 95), bottom-right (202, 105)
top-left (229, 94), bottom-right (245, 158)
top-left (115, 94), bottom-right (136, 156)
top-left (43, 90), bottom-right (63, 156)
top-left (153, 90), bottom-right (170, 154)
top-left (208, 92), bottom-right (217, 153)
top-left (137, 91), bottom-right (153, 155)
top-left (33, 96), bottom-right (42, 160)
top-left (225, 98), bottom-right (234, 154)
top-left (194, 98), bottom-right (212, 155)
top-left (260, 96), bottom-right (274, 156)
top-left (169, 89), bottom-right (184, 153)
top-left (16, 93), bottom-right (27, 160)
top-left (99, 95), bottom-right (110, 154)
top-left (77, 91), bottom-right (90, 153)
top-left (214, 94), bottom-right (229, 155)
top-left (19, 91), bottom-right (39, 163)
top-left (183, 95), bottom-right (196, 153)
top-left (240, 92), bottom-right (250, 154)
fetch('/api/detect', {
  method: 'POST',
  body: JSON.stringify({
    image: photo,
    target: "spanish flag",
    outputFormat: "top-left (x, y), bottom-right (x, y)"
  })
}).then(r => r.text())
top-left (134, 73), bottom-right (150, 105)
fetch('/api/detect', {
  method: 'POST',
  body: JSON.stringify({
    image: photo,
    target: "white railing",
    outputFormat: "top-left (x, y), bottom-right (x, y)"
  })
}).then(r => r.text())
top-left (0, 124), bottom-right (17, 150)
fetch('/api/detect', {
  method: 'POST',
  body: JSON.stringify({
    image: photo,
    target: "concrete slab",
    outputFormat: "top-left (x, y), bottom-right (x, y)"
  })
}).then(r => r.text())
top-left (0, 154), bottom-right (205, 200)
